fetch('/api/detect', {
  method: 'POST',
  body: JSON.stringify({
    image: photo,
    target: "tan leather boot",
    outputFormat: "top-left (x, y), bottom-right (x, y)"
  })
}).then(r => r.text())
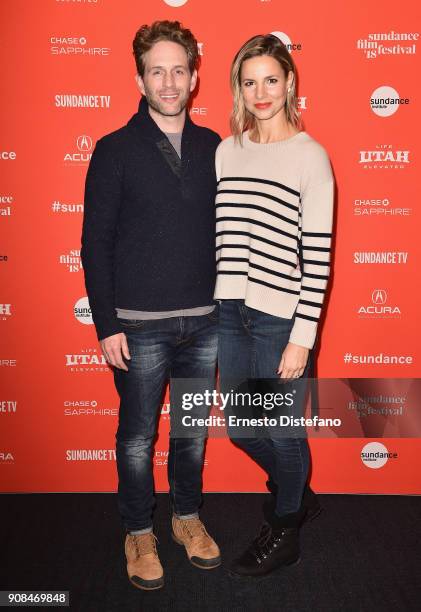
top-left (125, 532), bottom-right (164, 590)
top-left (172, 516), bottom-right (221, 569)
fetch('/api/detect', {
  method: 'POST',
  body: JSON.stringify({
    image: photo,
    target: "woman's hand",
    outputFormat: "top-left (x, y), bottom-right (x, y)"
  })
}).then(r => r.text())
top-left (277, 342), bottom-right (309, 380)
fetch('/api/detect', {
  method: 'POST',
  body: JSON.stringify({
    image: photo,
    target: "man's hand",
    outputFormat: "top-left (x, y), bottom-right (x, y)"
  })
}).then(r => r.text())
top-left (277, 342), bottom-right (309, 380)
top-left (100, 332), bottom-right (131, 371)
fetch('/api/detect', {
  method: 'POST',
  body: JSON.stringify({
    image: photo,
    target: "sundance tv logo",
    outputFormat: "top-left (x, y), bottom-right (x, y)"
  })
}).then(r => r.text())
top-left (64, 135), bottom-right (93, 165)
top-left (357, 289), bottom-right (401, 318)
top-left (55, 94), bottom-right (111, 108)
top-left (359, 145), bottom-right (410, 169)
top-left (353, 251), bottom-right (408, 265)
top-left (66, 449), bottom-right (115, 461)
top-left (0, 401), bottom-right (17, 414)
top-left (370, 86), bottom-right (409, 117)
top-left (361, 442), bottom-right (397, 469)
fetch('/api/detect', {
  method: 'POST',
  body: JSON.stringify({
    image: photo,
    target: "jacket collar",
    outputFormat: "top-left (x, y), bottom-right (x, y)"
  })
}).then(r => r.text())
top-left (128, 96), bottom-right (196, 178)
top-left (128, 95), bottom-right (196, 142)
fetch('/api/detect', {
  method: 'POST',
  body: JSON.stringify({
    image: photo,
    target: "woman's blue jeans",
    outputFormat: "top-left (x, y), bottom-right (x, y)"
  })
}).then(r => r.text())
top-left (218, 299), bottom-right (311, 516)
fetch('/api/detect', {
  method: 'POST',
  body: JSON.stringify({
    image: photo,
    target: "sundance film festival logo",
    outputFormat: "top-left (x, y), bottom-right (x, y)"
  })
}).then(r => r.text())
top-left (271, 31), bottom-right (302, 52)
top-left (59, 249), bottom-right (82, 273)
top-left (357, 31), bottom-right (418, 59)
top-left (348, 396), bottom-right (405, 418)
top-left (353, 197), bottom-right (411, 217)
top-left (65, 348), bottom-right (108, 372)
top-left (50, 35), bottom-right (110, 56)
top-left (74, 296), bottom-right (93, 325)
top-left (370, 86), bottom-right (409, 116)
top-left (64, 135), bottom-right (93, 165)
top-left (361, 442), bottom-right (397, 469)
top-left (0, 195), bottom-right (13, 216)
top-left (359, 145), bottom-right (410, 169)
top-left (54, 94), bottom-right (111, 108)
top-left (358, 289), bottom-right (401, 318)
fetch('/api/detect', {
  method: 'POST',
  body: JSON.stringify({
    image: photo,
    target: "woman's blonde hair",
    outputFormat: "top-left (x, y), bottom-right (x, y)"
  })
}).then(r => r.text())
top-left (230, 34), bottom-right (301, 142)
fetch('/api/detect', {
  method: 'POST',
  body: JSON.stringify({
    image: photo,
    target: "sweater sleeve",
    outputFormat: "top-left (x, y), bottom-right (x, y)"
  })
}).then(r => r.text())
top-left (289, 148), bottom-right (334, 349)
top-left (81, 138), bottom-right (123, 341)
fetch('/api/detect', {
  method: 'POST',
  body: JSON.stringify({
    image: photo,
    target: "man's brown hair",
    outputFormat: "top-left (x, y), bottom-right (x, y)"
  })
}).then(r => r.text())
top-left (133, 20), bottom-right (199, 76)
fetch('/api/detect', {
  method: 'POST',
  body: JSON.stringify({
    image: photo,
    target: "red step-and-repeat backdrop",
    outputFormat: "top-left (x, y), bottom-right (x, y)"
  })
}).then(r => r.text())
top-left (1, 0), bottom-right (420, 494)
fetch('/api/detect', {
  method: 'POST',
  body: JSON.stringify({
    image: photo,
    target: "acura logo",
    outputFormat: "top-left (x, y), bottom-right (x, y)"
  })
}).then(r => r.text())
top-left (371, 289), bottom-right (387, 305)
top-left (76, 135), bottom-right (93, 152)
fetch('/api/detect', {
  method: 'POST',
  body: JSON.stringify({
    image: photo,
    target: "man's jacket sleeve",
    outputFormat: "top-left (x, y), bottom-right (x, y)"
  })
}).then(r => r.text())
top-left (81, 138), bottom-right (123, 341)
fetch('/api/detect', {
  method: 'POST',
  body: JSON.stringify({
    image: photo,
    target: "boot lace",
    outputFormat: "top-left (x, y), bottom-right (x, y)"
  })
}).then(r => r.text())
top-left (181, 518), bottom-right (208, 540)
top-left (252, 523), bottom-right (285, 564)
top-left (130, 533), bottom-right (158, 558)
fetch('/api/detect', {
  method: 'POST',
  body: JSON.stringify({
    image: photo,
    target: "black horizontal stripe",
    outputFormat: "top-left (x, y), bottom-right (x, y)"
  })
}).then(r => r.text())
top-left (217, 189), bottom-right (299, 213)
top-left (298, 299), bottom-right (323, 308)
top-left (249, 262), bottom-right (302, 283)
top-left (302, 245), bottom-right (330, 252)
top-left (302, 231), bottom-right (332, 237)
top-left (216, 271), bottom-right (301, 295)
top-left (302, 258), bottom-right (329, 266)
top-left (216, 216), bottom-right (297, 241)
top-left (217, 257), bottom-right (249, 263)
top-left (216, 230), bottom-right (298, 256)
top-left (216, 261), bottom-right (300, 284)
top-left (216, 202), bottom-right (298, 227)
top-left (302, 272), bottom-right (329, 280)
top-left (248, 276), bottom-right (301, 295)
top-left (301, 285), bottom-right (325, 293)
top-left (295, 312), bottom-right (320, 323)
top-left (216, 243), bottom-right (298, 268)
top-left (218, 176), bottom-right (300, 198)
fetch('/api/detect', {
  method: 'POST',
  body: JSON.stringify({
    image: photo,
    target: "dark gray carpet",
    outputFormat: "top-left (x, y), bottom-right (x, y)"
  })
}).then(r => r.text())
top-left (1, 493), bottom-right (420, 611)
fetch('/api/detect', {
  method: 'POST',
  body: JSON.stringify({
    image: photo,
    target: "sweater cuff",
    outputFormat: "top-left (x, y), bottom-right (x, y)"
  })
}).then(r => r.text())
top-left (289, 317), bottom-right (317, 350)
top-left (94, 315), bottom-right (123, 342)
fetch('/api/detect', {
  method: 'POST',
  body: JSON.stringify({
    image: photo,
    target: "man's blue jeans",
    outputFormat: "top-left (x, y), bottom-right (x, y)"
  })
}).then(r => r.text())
top-left (218, 300), bottom-right (311, 517)
top-left (114, 312), bottom-right (218, 532)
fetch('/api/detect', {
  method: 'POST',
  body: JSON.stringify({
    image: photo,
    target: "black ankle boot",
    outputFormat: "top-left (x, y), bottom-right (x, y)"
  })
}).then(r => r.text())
top-left (229, 510), bottom-right (301, 577)
top-left (265, 479), bottom-right (322, 524)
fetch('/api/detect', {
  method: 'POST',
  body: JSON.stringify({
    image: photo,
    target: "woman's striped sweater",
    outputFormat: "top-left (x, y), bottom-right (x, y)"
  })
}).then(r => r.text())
top-left (214, 130), bottom-right (334, 349)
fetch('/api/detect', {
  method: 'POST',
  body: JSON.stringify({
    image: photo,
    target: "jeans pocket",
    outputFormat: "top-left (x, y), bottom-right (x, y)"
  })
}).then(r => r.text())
top-left (117, 318), bottom-right (146, 329)
top-left (206, 305), bottom-right (219, 323)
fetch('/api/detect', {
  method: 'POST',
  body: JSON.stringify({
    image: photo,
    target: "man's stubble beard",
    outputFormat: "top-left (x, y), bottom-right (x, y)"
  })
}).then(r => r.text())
top-left (144, 86), bottom-right (191, 118)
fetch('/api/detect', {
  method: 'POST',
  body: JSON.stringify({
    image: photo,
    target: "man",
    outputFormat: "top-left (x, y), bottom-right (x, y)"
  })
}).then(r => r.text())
top-left (81, 20), bottom-right (221, 591)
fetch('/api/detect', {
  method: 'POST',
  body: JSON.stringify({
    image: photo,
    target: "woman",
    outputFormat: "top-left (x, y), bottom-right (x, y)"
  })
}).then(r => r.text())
top-left (215, 34), bottom-right (334, 577)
